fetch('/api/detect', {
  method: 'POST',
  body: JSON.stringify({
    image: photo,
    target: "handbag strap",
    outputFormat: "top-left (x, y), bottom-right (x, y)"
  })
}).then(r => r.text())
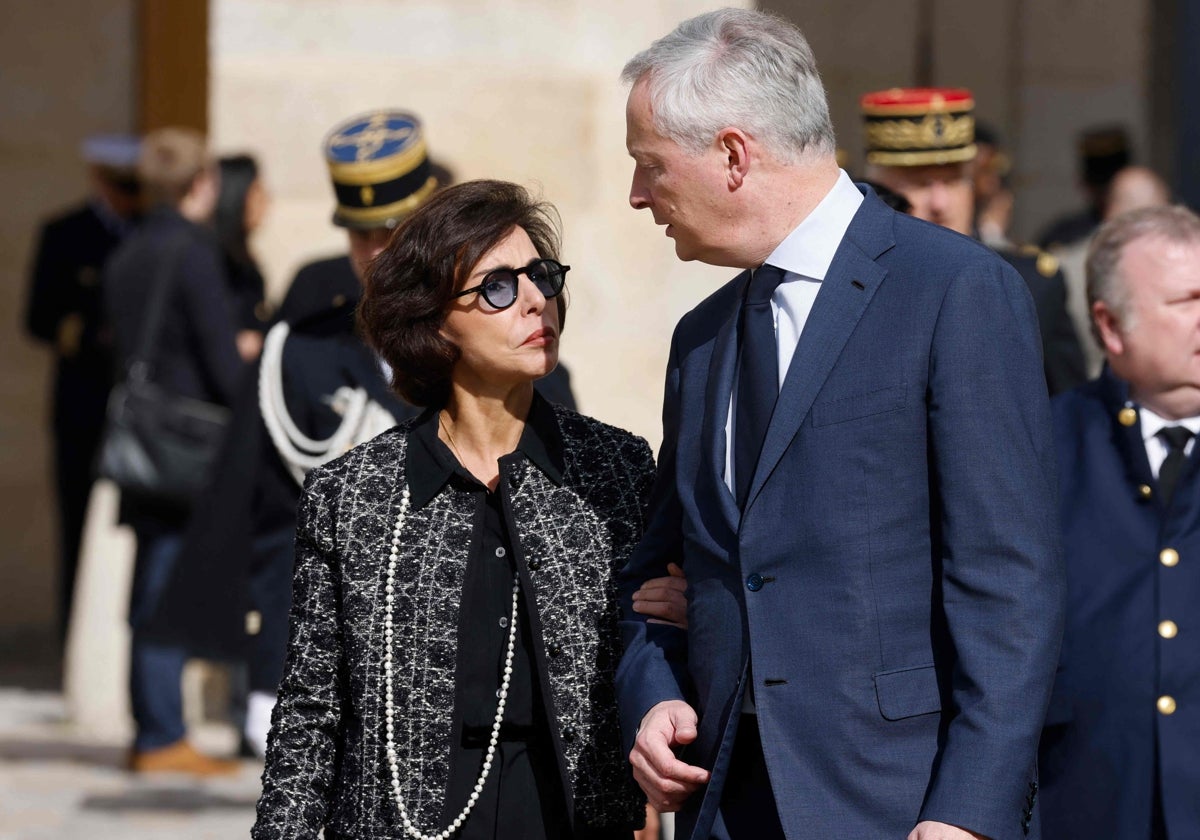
top-left (127, 229), bottom-right (193, 384)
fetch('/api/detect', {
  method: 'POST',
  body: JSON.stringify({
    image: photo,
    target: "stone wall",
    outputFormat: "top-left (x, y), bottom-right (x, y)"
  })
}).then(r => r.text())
top-left (209, 0), bottom-right (741, 446)
top-left (767, 0), bottom-right (1151, 243)
top-left (0, 0), bottom-right (136, 653)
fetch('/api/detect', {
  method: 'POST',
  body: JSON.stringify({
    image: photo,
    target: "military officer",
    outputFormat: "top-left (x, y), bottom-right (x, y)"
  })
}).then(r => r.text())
top-left (24, 134), bottom-right (141, 637)
top-left (861, 87), bottom-right (1087, 396)
top-left (1040, 204), bottom-right (1200, 839)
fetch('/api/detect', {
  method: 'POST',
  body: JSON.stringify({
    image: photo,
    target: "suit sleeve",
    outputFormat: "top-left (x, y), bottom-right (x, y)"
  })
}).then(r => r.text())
top-left (25, 222), bottom-right (65, 344)
top-left (615, 328), bottom-right (691, 751)
top-left (252, 470), bottom-right (344, 839)
top-left (178, 239), bottom-right (246, 404)
top-left (918, 255), bottom-right (1066, 840)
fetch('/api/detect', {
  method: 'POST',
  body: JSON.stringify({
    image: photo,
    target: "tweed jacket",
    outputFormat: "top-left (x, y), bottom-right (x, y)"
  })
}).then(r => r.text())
top-left (253, 403), bottom-right (654, 839)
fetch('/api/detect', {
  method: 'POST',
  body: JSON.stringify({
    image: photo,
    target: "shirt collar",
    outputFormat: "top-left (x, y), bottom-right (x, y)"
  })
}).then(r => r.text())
top-left (762, 169), bottom-right (863, 281)
top-left (406, 391), bottom-right (564, 508)
top-left (1137, 404), bottom-right (1200, 444)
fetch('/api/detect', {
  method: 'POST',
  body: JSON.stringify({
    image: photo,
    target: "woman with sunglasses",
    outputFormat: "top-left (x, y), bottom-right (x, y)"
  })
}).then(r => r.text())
top-left (253, 180), bottom-right (667, 840)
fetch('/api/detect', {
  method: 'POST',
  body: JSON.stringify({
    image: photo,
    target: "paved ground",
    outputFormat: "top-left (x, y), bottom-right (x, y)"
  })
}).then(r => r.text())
top-left (0, 689), bottom-right (262, 839)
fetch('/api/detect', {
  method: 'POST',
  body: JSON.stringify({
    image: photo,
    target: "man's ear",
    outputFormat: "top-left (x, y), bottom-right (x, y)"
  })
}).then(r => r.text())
top-left (1092, 300), bottom-right (1125, 358)
top-left (718, 128), bottom-right (751, 190)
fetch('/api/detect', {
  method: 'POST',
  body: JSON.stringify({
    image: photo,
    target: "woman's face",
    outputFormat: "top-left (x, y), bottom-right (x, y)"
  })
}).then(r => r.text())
top-left (243, 177), bottom-right (270, 234)
top-left (440, 225), bottom-right (561, 395)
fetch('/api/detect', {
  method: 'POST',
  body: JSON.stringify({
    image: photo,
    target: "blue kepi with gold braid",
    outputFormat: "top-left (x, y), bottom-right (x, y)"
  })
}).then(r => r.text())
top-left (323, 111), bottom-right (439, 229)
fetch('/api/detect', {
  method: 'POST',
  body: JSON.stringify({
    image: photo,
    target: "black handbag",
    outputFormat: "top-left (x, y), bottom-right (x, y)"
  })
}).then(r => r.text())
top-left (97, 233), bottom-right (231, 511)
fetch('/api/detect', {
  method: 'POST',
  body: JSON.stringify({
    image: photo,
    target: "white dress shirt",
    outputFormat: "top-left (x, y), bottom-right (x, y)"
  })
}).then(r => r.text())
top-left (1137, 405), bottom-right (1200, 478)
top-left (723, 170), bottom-right (864, 493)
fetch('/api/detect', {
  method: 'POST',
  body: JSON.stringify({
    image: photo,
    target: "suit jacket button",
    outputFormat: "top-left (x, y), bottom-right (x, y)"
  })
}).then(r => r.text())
top-left (746, 573), bottom-right (764, 592)
top-left (528, 558), bottom-right (542, 571)
top-left (561, 725), bottom-right (576, 742)
top-left (548, 643), bottom-right (563, 658)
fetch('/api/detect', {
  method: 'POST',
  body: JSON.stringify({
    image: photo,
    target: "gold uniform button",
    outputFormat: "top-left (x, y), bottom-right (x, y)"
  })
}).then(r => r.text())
top-left (1161, 548), bottom-right (1180, 567)
top-left (1119, 406), bottom-right (1138, 427)
top-left (1159, 620), bottom-right (1179, 639)
top-left (1158, 695), bottom-right (1177, 715)
top-left (245, 610), bottom-right (263, 636)
top-left (1139, 484), bottom-right (1153, 500)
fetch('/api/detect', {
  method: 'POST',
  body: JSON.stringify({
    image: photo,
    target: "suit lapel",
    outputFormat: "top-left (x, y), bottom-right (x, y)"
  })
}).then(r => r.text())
top-left (702, 271), bottom-right (748, 533)
top-left (745, 193), bottom-right (894, 512)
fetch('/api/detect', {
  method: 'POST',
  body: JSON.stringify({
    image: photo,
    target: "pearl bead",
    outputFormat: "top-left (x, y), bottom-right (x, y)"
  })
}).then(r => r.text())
top-left (384, 494), bottom-right (519, 840)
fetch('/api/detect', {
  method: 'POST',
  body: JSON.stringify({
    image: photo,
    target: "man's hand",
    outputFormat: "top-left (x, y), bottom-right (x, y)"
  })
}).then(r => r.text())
top-left (632, 562), bottom-right (688, 627)
top-left (630, 699), bottom-right (710, 812)
top-left (907, 821), bottom-right (990, 840)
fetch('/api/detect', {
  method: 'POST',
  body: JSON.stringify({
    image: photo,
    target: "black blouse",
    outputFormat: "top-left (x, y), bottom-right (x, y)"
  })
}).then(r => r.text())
top-left (406, 398), bottom-right (577, 839)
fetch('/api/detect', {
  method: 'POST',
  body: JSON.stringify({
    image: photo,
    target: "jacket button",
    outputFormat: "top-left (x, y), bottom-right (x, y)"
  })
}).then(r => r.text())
top-left (1160, 548), bottom-right (1180, 567)
top-left (1158, 695), bottom-right (1177, 715)
top-left (548, 643), bottom-right (563, 658)
top-left (1138, 484), bottom-right (1153, 500)
top-left (561, 725), bottom-right (576, 742)
top-left (528, 558), bottom-right (541, 571)
top-left (746, 573), bottom-right (764, 592)
top-left (1159, 620), bottom-right (1178, 639)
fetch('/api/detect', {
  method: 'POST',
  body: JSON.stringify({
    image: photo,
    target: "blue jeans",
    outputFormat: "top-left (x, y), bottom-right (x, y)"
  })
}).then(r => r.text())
top-left (128, 527), bottom-right (187, 750)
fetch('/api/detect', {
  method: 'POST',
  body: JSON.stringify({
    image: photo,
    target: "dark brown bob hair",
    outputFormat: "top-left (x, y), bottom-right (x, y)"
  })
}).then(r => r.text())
top-left (358, 179), bottom-right (566, 407)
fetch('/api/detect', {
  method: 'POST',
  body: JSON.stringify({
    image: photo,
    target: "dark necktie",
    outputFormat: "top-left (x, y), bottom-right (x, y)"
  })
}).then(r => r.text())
top-left (1157, 426), bottom-right (1193, 506)
top-left (734, 264), bottom-right (786, 508)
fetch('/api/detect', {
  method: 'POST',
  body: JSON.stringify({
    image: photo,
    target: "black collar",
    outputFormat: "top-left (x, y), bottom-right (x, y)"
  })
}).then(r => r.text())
top-left (406, 391), bottom-right (564, 508)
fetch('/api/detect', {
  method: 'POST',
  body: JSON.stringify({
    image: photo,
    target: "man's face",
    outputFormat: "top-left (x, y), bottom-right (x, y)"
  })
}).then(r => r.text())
top-left (625, 80), bottom-right (733, 264)
top-left (1101, 235), bottom-right (1200, 409)
top-left (348, 227), bottom-right (392, 281)
top-left (872, 162), bottom-right (974, 235)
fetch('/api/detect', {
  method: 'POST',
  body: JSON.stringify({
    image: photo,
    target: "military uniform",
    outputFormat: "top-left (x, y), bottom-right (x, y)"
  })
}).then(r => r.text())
top-left (25, 193), bottom-right (133, 633)
top-left (1041, 370), bottom-right (1200, 839)
top-left (994, 245), bottom-right (1086, 396)
top-left (859, 87), bottom-right (1087, 397)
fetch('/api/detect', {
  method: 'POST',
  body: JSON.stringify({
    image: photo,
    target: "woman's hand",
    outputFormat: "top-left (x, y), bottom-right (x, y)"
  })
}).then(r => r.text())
top-left (631, 562), bottom-right (688, 628)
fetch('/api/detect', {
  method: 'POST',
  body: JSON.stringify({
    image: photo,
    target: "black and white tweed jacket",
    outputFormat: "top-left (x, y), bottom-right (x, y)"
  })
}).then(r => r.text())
top-left (252, 405), bottom-right (654, 839)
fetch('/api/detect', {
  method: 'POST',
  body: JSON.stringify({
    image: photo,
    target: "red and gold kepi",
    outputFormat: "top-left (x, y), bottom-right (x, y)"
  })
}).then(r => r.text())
top-left (323, 110), bottom-right (440, 230)
top-left (860, 87), bottom-right (976, 167)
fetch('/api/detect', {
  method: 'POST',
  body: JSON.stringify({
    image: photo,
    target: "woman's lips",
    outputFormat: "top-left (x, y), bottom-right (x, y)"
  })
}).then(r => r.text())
top-left (522, 327), bottom-right (557, 347)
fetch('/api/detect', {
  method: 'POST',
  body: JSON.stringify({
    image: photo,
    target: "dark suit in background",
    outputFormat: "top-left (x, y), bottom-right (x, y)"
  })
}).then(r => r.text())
top-left (25, 200), bottom-right (130, 634)
top-left (995, 245), bottom-right (1087, 395)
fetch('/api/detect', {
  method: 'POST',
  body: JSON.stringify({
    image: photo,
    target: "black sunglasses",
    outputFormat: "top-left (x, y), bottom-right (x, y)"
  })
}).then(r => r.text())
top-left (452, 258), bottom-right (570, 310)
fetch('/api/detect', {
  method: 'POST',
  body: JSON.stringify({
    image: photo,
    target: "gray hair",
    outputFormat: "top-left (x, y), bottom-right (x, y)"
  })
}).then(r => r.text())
top-left (1086, 204), bottom-right (1200, 344)
top-left (622, 8), bottom-right (836, 163)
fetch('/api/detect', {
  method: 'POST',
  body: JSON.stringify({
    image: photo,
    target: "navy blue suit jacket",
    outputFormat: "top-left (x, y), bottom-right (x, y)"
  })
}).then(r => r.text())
top-left (1040, 370), bottom-right (1200, 839)
top-left (617, 188), bottom-right (1065, 840)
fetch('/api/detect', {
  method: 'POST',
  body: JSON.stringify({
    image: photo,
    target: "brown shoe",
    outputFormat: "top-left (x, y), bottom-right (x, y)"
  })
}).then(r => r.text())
top-left (128, 739), bottom-right (240, 776)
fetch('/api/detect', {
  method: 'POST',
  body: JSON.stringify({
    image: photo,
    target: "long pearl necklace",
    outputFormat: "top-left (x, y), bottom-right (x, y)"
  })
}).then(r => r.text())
top-left (383, 485), bottom-right (522, 840)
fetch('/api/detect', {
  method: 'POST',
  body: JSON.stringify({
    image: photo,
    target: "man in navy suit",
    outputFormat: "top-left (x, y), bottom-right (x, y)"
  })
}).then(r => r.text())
top-left (615, 10), bottom-right (1064, 840)
top-left (1039, 205), bottom-right (1200, 839)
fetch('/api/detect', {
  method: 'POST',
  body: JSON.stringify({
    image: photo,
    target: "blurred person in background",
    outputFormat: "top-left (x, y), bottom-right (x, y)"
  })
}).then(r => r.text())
top-left (24, 134), bottom-right (141, 639)
top-left (1052, 165), bottom-right (1171, 377)
top-left (102, 126), bottom-right (244, 776)
top-left (1037, 124), bottom-right (1133, 251)
top-left (214, 153), bottom-right (272, 362)
top-left (862, 87), bottom-right (1087, 396)
top-left (972, 121), bottom-right (1015, 249)
top-left (1040, 204), bottom-right (1200, 839)
top-left (253, 179), bottom-right (651, 840)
